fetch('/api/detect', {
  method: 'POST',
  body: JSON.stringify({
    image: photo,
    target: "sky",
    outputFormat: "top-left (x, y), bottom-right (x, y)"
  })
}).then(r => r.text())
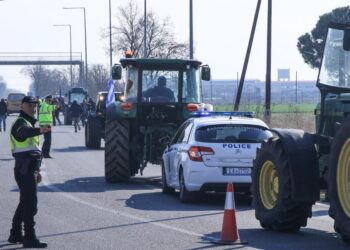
top-left (0, 0), bottom-right (349, 93)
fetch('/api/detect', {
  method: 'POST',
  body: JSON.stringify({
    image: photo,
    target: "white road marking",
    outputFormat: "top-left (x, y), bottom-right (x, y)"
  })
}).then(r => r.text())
top-left (39, 169), bottom-right (217, 242)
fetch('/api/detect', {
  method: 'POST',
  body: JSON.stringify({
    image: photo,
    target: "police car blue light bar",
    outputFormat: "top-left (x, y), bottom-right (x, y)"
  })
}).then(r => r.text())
top-left (191, 111), bottom-right (254, 118)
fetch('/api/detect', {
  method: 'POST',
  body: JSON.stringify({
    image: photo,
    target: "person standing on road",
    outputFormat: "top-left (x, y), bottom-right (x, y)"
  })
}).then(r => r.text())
top-left (69, 100), bottom-right (83, 132)
top-left (87, 97), bottom-right (96, 112)
top-left (52, 97), bottom-right (61, 126)
top-left (8, 96), bottom-right (50, 248)
top-left (0, 98), bottom-right (7, 132)
top-left (38, 95), bottom-right (59, 158)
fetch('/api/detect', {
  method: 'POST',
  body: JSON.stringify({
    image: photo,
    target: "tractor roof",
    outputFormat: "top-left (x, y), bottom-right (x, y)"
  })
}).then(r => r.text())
top-left (119, 58), bottom-right (202, 70)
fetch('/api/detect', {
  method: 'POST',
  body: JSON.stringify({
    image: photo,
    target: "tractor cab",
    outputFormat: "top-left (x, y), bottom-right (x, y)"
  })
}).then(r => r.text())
top-left (110, 58), bottom-right (212, 124)
top-left (316, 23), bottom-right (350, 137)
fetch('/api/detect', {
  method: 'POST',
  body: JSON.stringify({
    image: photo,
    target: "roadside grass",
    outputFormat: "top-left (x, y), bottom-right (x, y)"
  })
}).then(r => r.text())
top-left (214, 103), bottom-right (316, 113)
top-left (214, 103), bottom-right (317, 132)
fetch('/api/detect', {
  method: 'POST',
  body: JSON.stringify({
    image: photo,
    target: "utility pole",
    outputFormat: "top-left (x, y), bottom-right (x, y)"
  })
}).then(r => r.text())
top-left (144, 0), bottom-right (147, 58)
top-left (234, 0), bottom-right (261, 111)
top-left (109, 0), bottom-right (113, 69)
top-left (189, 0), bottom-right (193, 59)
top-left (295, 71), bottom-right (298, 103)
top-left (265, 0), bottom-right (272, 121)
top-left (63, 7), bottom-right (88, 88)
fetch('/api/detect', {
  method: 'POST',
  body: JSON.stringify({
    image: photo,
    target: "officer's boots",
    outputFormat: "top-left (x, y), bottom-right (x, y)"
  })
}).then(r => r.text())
top-left (23, 226), bottom-right (47, 248)
top-left (8, 227), bottom-right (24, 244)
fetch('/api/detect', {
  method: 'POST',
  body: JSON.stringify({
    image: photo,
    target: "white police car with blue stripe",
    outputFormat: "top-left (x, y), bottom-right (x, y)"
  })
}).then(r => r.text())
top-left (161, 112), bottom-right (273, 203)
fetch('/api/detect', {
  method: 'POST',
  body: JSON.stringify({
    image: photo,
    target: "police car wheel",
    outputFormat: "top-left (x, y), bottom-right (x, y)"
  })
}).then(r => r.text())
top-left (162, 163), bottom-right (175, 194)
top-left (179, 169), bottom-right (196, 203)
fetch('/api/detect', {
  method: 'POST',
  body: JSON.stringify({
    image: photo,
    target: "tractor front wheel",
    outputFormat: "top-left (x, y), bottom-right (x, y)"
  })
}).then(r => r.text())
top-left (329, 120), bottom-right (350, 242)
top-left (105, 119), bottom-right (131, 182)
top-left (252, 138), bottom-right (312, 231)
top-left (85, 117), bottom-right (101, 149)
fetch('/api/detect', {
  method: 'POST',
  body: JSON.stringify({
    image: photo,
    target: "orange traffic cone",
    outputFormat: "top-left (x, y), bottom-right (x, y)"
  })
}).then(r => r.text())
top-left (211, 183), bottom-right (247, 245)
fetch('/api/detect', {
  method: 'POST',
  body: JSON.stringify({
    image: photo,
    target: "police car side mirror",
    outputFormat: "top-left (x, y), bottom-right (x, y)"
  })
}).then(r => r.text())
top-left (201, 65), bottom-right (211, 81)
top-left (159, 137), bottom-right (171, 146)
top-left (111, 64), bottom-right (122, 80)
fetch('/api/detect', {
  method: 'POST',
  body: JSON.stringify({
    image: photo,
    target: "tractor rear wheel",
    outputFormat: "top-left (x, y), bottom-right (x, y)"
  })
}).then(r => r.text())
top-left (252, 138), bottom-right (312, 231)
top-left (105, 118), bottom-right (131, 182)
top-left (329, 120), bottom-right (350, 242)
top-left (85, 117), bottom-right (101, 149)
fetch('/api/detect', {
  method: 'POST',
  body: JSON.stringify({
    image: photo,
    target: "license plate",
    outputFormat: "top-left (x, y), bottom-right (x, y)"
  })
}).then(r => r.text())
top-left (223, 167), bottom-right (251, 176)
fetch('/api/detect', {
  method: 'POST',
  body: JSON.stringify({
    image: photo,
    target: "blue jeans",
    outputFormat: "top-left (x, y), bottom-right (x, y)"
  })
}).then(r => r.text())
top-left (0, 115), bottom-right (6, 131)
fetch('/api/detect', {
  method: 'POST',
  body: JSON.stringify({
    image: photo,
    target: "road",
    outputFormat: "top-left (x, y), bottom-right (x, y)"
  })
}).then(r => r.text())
top-left (0, 115), bottom-right (348, 250)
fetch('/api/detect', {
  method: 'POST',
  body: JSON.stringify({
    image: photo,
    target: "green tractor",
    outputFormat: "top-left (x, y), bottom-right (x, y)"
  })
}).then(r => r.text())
top-left (105, 58), bottom-right (212, 183)
top-left (252, 22), bottom-right (350, 241)
top-left (63, 87), bottom-right (88, 125)
top-left (85, 91), bottom-right (123, 149)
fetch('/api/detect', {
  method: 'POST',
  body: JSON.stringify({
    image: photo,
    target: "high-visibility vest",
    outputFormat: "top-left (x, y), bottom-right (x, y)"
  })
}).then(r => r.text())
top-left (38, 101), bottom-right (56, 126)
top-left (10, 117), bottom-right (40, 154)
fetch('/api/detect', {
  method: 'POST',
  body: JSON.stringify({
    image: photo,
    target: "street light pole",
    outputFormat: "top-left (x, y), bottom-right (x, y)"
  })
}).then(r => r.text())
top-left (189, 0), bottom-right (193, 59)
top-left (63, 7), bottom-right (88, 89)
top-left (144, 0), bottom-right (147, 58)
top-left (109, 0), bottom-right (112, 69)
top-left (53, 24), bottom-right (73, 87)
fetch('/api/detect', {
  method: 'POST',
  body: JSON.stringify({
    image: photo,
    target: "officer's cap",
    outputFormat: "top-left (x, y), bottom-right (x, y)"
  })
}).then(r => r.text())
top-left (45, 95), bottom-right (52, 99)
top-left (21, 96), bottom-right (39, 104)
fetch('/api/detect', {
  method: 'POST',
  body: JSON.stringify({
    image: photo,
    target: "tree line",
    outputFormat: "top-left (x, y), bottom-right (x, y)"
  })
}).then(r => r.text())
top-left (18, 0), bottom-right (187, 100)
top-left (1, 2), bottom-right (349, 100)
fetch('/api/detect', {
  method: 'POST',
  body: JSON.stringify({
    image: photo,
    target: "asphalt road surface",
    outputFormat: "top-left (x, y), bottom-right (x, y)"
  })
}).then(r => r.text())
top-left (0, 115), bottom-right (349, 250)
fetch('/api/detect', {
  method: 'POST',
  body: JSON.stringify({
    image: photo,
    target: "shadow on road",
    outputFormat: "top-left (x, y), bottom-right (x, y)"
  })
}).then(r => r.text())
top-left (125, 191), bottom-right (252, 212)
top-left (34, 176), bottom-right (162, 193)
top-left (0, 158), bottom-right (13, 162)
top-left (197, 228), bottom-right (349, 250)
top-left (52, 146), bottom-right (104, 153)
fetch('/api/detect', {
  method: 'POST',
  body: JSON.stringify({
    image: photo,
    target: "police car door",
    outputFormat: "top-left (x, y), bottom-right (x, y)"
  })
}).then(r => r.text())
top-left (164, 121), bottom-right (191, 186)
top-left (171, 122), bottom-right (193, 186)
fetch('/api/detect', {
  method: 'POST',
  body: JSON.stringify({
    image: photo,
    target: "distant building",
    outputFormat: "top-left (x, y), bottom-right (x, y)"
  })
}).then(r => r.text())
top-left (278, 68), bottom-right (290, 81)
top-left (202, 79), bottom-right (319, 105)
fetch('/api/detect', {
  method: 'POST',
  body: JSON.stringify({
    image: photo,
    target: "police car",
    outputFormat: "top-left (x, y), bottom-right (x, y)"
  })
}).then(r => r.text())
top-left (161, 112), bottom-right (273, 202)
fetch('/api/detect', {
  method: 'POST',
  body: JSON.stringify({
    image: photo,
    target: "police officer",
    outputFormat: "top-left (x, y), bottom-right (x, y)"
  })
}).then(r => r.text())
top-left (8, 96), bottom-right (50, 248)
top-left (38, 95), bottom-right (59, 158)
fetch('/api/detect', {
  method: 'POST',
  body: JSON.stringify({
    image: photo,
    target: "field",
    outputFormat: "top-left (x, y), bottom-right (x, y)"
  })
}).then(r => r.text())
top-left (214, 103), bottom-right (317, 132)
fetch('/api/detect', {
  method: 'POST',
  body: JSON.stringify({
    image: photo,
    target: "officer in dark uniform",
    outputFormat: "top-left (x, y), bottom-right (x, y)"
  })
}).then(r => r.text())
top-left (8, 96), bottom-right (50, 248)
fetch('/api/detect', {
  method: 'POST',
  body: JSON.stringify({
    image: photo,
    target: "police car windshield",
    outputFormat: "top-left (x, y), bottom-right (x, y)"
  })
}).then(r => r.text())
top-left (195, 125), bottom-right (273, 143)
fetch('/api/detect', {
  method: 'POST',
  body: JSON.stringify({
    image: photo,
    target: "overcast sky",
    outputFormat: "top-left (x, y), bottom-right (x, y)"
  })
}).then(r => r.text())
top-left (0, 0), bottom-right (349, 92)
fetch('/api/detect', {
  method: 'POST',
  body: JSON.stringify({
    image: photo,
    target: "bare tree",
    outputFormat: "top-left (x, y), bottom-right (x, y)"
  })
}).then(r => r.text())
top-left (22, 66), bottom-right (70, 97)
top-left (108, 0), bottom-right (188, 59)
top-left (86, 64), bottom-right (110, 98)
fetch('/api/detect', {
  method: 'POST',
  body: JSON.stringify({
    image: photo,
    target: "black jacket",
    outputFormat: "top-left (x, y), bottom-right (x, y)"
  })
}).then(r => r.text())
top-left (11, 111), bottom-right (42, 162)
top-left (69, 102), bottom-right (83, 117)
top-left (0, 101), bottom-right (7, 115)
top-left (143, 86), bottom-right (175, 102)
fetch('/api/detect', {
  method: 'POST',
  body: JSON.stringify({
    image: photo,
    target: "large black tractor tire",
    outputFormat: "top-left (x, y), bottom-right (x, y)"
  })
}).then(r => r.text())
top-left (328, 120), bottom-right (350, 243)
top-left (85, 117), bottom-right (101, 149)
top-left (161, 162), bottom-right (175, 194)
top-left (252, 138), bottom-right (313, 231)
top-left (64, 110), bottom-right (72, 125)
top-left (105, 119), bottom-right (131, 183)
